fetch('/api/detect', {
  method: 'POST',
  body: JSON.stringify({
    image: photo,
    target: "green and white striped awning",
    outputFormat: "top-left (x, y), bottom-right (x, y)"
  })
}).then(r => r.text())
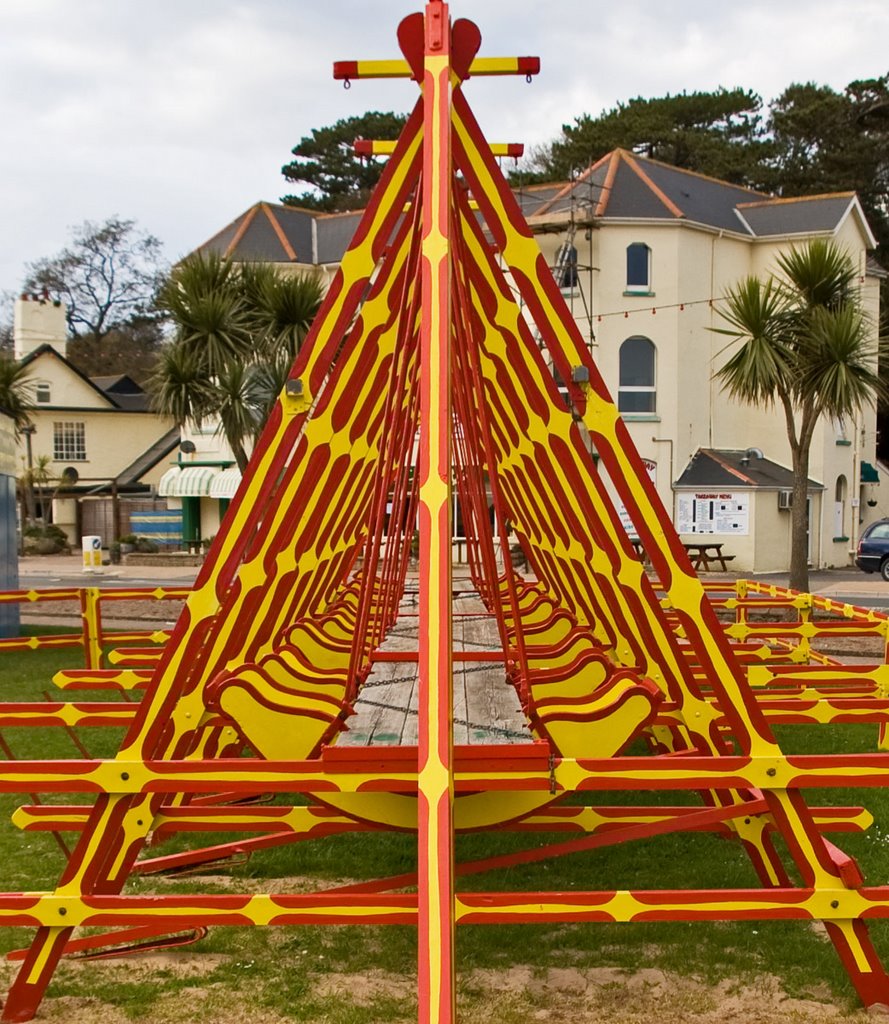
top-left (209, 467), bottom-right (242, 499)
top-left (158, 466), bottom-right (217, 497)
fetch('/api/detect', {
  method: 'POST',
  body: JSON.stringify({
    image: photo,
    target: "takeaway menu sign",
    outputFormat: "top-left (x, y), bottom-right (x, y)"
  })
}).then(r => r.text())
top-left (676, 492), bottom-right (749, 535)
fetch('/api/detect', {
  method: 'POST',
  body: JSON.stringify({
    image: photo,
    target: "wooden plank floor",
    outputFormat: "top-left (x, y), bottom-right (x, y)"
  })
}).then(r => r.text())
top-left (341, 584), bottom-right (531, 747)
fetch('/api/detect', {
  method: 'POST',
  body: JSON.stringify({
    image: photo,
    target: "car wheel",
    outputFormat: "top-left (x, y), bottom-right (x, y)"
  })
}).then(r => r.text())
top-left (881, 559), bottom-right (889, 583)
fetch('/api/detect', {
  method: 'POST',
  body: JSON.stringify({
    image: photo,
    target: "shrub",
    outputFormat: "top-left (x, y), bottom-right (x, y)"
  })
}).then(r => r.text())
top-left (23, 524), bottom-right (69, 555)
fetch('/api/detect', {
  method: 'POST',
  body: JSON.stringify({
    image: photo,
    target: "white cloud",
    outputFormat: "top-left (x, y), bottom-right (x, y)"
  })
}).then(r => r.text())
top-left (0, 0), bottom-right (886, 298)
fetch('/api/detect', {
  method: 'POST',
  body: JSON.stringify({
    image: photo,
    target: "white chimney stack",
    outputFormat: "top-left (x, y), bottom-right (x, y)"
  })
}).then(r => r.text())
top-left (13, 294), bottom-right (68, 361)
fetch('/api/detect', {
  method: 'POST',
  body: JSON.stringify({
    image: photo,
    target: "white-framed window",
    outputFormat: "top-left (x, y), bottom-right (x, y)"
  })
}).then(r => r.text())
top-left (53, 421), bottom-right (86, 461)
top-left (35, 381), bottom-right (51, 404)
top-left (618, 336), bottom-right (656, 414)
top-left (626, 242), bottom-right (651, 292)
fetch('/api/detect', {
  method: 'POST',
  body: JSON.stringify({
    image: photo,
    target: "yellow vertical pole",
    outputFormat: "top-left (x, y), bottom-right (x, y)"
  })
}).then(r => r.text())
top-left (79, 587), bottom-right (103, 669)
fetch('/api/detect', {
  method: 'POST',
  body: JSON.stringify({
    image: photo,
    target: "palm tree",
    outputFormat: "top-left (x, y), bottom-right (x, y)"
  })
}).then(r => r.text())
top-left (158, 252), bottom-right (253, 375)
top-left (20, 455), bottom-right (55, 524)
top-left (0, 356), bottom-right (34, 434)
top-left (152, 255), bottom-right (324, 472)
top-left (213, 360), bottom-right (259, 473)
top-left (715, 239), bottom-right (886, 591)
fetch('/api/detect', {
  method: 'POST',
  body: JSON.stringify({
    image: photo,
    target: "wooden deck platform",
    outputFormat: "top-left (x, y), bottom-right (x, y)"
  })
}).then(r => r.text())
top-left (342, 587), bottom-right (530, 747)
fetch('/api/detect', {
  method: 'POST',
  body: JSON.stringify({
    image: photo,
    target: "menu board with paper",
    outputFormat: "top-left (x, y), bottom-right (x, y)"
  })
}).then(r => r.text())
top-left (676, 492), bottom-right (749, 534)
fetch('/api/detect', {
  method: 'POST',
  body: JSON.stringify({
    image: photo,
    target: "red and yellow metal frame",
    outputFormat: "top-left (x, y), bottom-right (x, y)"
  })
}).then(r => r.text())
top-left (4, 3), bottom-right (889, 1021)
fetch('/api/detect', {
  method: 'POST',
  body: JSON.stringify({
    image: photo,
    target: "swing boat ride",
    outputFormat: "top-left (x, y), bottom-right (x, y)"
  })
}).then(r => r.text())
top-left (3, 3), bottom-right (889, 1021)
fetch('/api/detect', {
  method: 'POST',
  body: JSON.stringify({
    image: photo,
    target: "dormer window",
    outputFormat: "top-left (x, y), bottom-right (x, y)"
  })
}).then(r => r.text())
top-left (626, 243), bottom-right (651, 293)
top-left (35, 382), bottom-right (51, 404)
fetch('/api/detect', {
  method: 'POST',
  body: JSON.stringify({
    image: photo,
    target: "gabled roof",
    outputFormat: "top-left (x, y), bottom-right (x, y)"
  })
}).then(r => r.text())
top-left (735, 193), bottom-right (877, 246)
top-left (675, 448), bottom-right (823, 490)
top-left (19, 345), bottom-right (153, 412)
top-left (91, 374), bottom-right (142, 393)
top-left (89, 373), bottom-right (151, 412)
top-left (19, 345), bottom-right (117, 409)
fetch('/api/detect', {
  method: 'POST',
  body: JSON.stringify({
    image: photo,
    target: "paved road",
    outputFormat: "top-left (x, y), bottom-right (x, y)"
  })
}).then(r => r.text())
top-left (16, 555), bottom-right (199, 590)
top-left (13, 557), bottom-right (889, 606)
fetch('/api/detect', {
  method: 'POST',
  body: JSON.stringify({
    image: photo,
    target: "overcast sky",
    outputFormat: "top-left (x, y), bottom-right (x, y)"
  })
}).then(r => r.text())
top-left (1, 0), bottom-right (887, 305)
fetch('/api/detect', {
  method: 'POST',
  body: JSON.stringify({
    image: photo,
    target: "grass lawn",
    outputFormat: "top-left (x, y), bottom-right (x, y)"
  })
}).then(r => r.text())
top-left (0, 636), bottom-right (887, 1021)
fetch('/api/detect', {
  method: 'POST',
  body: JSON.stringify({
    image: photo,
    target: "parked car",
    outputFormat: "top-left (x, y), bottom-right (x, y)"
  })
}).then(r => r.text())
top-left (855, 518), bottom-right (889, 580)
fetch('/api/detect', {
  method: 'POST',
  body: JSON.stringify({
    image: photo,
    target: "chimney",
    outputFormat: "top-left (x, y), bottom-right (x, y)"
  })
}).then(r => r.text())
top-left (13, 294), bottom-right (68, 360)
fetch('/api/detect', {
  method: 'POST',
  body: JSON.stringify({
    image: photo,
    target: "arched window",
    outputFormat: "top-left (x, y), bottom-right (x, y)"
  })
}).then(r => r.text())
top-left (618, 337), bottom-right (656, 413)
top-left (553, 241), bottom-right (578, 290)
top-left (626, 242), bottom-right (651, 292)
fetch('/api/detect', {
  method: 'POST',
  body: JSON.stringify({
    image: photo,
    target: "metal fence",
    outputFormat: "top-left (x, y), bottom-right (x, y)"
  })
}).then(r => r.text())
top-left (0, 586), bottom-right (191, 668)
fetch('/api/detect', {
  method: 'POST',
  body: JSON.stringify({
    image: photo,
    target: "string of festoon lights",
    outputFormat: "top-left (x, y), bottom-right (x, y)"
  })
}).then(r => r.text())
top-left (594, 297), bottom-right (716, 322)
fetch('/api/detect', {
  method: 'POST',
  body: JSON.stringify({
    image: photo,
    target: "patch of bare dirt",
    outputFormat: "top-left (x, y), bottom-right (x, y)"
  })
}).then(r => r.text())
top-left (13, 996), bottom-right (133, 1024)
top-left (27, 996), bottom-right (286, 1024)
top-left (464, 966), bottom-right (870, 1023)
top-left (811, 635), bottom-right (886, 661)
top-left (314, 968), bottom-right (416, 1006)
top-left (0, 960), bottom-right (878, 1023)
top-left (153, 872), bottom-right (362, 894)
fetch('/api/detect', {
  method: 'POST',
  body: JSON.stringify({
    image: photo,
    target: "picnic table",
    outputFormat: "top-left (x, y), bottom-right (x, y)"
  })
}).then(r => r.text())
top-left (682, 541), bottom-right (735, 572)
top-left (629, 539), bottom-right (735, 572)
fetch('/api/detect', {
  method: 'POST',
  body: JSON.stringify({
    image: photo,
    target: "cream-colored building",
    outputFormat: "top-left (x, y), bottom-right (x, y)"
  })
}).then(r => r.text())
top-left (189, 155), bottom-right (884, 572)
top-left (14, 295), bottom-right (177, 545)
top-left (524, 150), bottom-right (883, 572)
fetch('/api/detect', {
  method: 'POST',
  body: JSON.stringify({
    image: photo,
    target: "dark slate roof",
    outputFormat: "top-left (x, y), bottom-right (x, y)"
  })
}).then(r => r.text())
top-left (90, 374), bottom-right (151, 412)
top-left (675, 448), bottom-right (823, 490)
top-left (527, 150), bottom-right (765, 230)
top-left (197, 201), bottom-right (333, 265)
top-left (89, 375), bottom-right (148, 411)
top-left (524, 150), bottom-right (866, 240)
top-left (102, 392), bottom-right (151, 412)
top-left (191, 150), bottom-right (874, 266)
top-left (513, 183), bottom-right (565, 219)
top-left (736, 195), bottom-right (857, 237)
top-left (115, 427), bottom-right (180, 485)
top-left (198, 202), bottom-right (304, 263)
top-left (599, 159), bottom-right (676, 219)
top-left (91, 374), bottom-right (134, 392)
top-left (272, 205), bottom-right (315, 260)
top-left (315, 211), bottom-right (364, 265)
top-left (867, 254), bottom-right (889, 279)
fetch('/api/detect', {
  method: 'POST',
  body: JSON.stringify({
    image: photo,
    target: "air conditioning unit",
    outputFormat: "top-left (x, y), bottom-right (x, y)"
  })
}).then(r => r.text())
top-left (778, 490), bottom-right (793, 511)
